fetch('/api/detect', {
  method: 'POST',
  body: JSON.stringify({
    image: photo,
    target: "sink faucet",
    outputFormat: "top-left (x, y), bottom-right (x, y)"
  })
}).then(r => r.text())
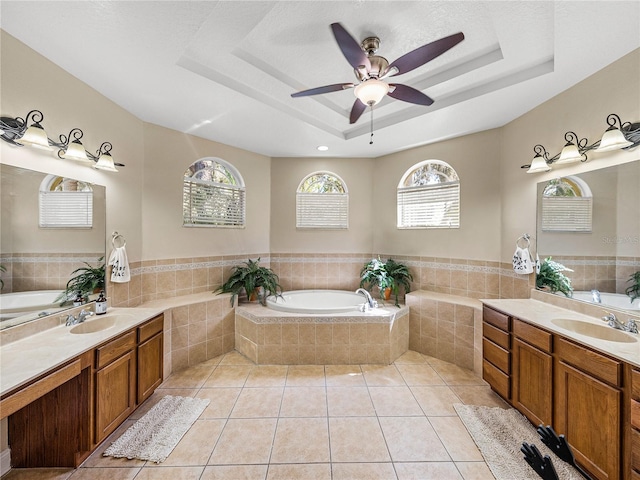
top-left (66, 308), bottom-right (94, 326)
top-left (356, 288), bottom-right (377, 311)
top-left (591, 289), bottom-right (601, 303)
top-left (602, 312), bottom-right (638, 334)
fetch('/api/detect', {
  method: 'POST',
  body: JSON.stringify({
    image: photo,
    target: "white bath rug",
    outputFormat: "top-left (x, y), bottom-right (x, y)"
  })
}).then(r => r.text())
top-left (454, 403), bottom-right (584, 480)
top-left (103, 395), bottom-right (209, 463)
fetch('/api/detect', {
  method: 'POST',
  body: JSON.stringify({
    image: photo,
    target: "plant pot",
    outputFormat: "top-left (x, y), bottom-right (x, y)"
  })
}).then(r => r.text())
top-left (382, 287), bottom-right (392, 301)
top-left (248, 287), bottom-right (263, 303)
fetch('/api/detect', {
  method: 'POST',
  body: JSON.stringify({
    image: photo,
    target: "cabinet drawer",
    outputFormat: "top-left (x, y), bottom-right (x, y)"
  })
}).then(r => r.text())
top-left (555, 337), bottom-right (621, 387)
top-left (633, 399), bottom-right (640, 431)
top-left (633, 369), bottom-right (640, 400)
top-left (513, 319), bottom-right (552, 353)
top-left (483, 338), bottom-right (510, 373)
top-left (138, 315), bottom-right (163, 343)
top-left (483, 359), bottom-right (510, 400)
top-left (96, 331), bottom-right (136, 369)
top-left (483, 306), bottom-right (510, 332)
top-left (483, 322), bottom-right (510, 350)
top-left (633, 428), bottom-right (640, 473)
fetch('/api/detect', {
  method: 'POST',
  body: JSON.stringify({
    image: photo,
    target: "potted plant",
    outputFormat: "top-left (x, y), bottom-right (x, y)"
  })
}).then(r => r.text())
top-left (625, 271), bottom-right (640, 303)
top-left (58, 257), bottom-right (106, 304)
top-left (536, 257), bottom-right (573, 297)
top-left (215, 257), bottom-right (282, 307)
top-left (360, 257), bottom-right (392, 300)
top-left (385, 258), bottom-right (413, 307)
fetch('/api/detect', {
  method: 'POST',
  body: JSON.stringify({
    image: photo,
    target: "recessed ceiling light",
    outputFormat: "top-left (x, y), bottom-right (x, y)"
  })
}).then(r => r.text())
top-left (317, 145), bottom-right (329, 151)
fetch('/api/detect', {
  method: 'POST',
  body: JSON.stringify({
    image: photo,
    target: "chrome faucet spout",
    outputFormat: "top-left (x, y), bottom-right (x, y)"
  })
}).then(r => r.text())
top-left (591, 289), bottom-right (601, 304)
top-left (355, 288), bottom-right (377, 310)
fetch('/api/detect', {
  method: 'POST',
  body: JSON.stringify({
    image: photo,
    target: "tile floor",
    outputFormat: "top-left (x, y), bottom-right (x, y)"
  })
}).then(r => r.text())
top-left (3, 350), bottom-right (509, 480)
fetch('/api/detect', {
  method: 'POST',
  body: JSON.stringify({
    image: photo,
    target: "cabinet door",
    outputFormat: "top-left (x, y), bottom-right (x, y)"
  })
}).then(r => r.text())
top-left (137, 332), bottom-right (163, 404)
top-left (512, 337), bottom-right (553, 426)
top-left (95, 350), bottom-right (136, 443)
top-left (556, 360), bottom-right (621, 480)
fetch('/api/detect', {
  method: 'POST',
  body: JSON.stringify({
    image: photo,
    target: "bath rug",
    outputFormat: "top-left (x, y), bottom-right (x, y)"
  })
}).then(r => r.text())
top-left (453, 403), bottom-right (584, 480)
top-left (103, 395), bottom-right (209, 463)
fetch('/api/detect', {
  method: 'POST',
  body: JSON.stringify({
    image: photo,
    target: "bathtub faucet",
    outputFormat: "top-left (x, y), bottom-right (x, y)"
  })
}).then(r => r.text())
top-left (591, 289), bottom-right (601, 303)
top-left (356, 288), bottom-right (378, 311)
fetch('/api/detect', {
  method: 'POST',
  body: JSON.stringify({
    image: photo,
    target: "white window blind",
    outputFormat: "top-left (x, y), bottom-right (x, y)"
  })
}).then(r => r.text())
top-left (296, 192), bottom-right (348, 229)
top-left (183, 178), bottom-right (245, 227)
top-left (397, 182), bottom-right (460, 228)
top-left (39, 191), bottom-right (93, 228)
top-left (542, 196), bottom-right (592, 232)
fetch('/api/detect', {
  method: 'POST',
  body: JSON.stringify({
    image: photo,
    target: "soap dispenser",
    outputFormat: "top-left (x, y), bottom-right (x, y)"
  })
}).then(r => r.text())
top-left (95, 291), bottom-right (107, 315)
top-left (73, 291), bottom-right (83, 307)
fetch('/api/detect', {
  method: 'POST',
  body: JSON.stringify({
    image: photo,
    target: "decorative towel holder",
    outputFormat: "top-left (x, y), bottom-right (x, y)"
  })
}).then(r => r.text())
top-left (111, 231), bottom-right (126, 248)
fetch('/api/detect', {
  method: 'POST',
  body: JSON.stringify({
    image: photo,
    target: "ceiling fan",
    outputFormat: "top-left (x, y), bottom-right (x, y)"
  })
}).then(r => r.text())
top-left (291, 23), bottom-right (464, 125)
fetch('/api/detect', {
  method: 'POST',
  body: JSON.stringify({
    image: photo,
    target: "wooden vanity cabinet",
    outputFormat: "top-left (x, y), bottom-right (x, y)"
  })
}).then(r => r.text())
top-left (512, 318), bottom-right (553, 427)
top-left (482, 306), bottom-right (511, 401)
top-left (630, 368), bottom-right (640, 478)
top-left (137, 315), bottom-right (164, 404)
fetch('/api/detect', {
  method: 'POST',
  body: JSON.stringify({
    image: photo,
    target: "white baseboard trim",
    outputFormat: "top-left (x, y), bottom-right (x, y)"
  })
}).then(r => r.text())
top-left (0, 448), bottom-right (11, 477)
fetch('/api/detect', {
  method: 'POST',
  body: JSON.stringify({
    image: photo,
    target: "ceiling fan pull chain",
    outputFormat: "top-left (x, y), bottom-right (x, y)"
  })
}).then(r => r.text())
top-left (369, 105), bottom-right (374, 145)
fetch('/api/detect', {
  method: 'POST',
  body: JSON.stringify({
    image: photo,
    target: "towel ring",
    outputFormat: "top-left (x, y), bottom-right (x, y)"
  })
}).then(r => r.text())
top-left (112, 231), bottom-right (126, 248)
top-left (516, 234), bottom-right (531, 249)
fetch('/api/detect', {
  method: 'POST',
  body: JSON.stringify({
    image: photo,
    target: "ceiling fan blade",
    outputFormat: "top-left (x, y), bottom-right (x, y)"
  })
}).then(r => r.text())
top-left (387, 84), bottom-right (434, 105)
top-left (331, 23), bottom-right (371, 71)
top-left (291, 83), bottom-right (354, 98)
top-left (386, 32), bottom-right (464, 77)
top-left (349, 99), bottom-right (367, 124)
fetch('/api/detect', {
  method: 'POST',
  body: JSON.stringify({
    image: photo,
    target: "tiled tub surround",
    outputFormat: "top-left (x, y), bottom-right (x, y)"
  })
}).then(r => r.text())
top-left (235, 304), bottom-right (410, 365)
top-left (405, 291), bottom-right (482, 375)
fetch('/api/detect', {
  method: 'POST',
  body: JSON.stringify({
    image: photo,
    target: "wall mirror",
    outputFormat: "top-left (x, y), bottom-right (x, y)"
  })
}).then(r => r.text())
top-left (0, 163), bottom-right (106, 329)
top-left (536, 159), bottom-right (640, 310)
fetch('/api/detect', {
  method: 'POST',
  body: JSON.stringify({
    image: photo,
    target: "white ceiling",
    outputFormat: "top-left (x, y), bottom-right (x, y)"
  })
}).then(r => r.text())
top-left (1, 1), bottom-right (639, 158)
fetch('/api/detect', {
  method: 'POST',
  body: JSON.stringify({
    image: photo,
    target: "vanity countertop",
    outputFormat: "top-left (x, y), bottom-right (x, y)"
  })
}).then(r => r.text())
top-left (0, 307), bottom-right (164, 397)
top-left (482, 298), bottom-right (640, 368)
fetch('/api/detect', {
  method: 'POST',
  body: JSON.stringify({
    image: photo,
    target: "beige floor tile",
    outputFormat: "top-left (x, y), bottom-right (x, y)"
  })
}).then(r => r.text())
top-left (133, 466), bottom-right (205, 479)
top-left (159, 364), bottom-right (216, 389)
top-left (455, 461), bottom-right (496, 480)
top-left (394, 462), bottom-right (463, 480)
top-left (266, 463), bottom-right (331, 480)
top-left (430, 363), bottom-right (486, 386)
top-left (245, 365), bottom-right (288, 387)
top-left (69, 468), bottom-right (140, 479)
top-left (218, 351), bottom-right (255, 365)
top-left (82, 420), bottom-right (147, 468)
top-left (196, 387), bottom-right (241, 418)
top-left (369, 386), bottom-right (424, 416)
top-left (361, 364), bottom-right (405, 386)
top-left (201, 464), bottom-right (268, 480)
top-left (410, 385), bottom-right (462, 416)
top-left (2, 469), bottom-right (74, 480)
top-left (326, 386), bottom-right (376, 416)
top-left (393, 350), bottom-right (428, 364)
top-left (280, 386), bottom-right (327, 417)
top-left (329, 417), bottom-right (391, 463)
top-left (325, 365), bottom-right (366, 386)
top-left (396, 363), bottom-right (446, 385)
top-left (270, 417), bottom-right (330, 463)
top-left (450, 385), bottom-right (510, 408)
top-left (429, 416), bottom-right (484, 462)
top-left (331, 462), bottom-right (397, 480)
top-left (162, 419), bottom-right (225, 466)
top-left (379, 416), bottom-right (450, 462)
top-left (209, 418), bottom-right (277, 465)
top-left (203, 365), bottom-right (253, 387)
top-left (230, 387), bottom-right (284, 418)
top-left (285, 365), bottom-right (326, 386)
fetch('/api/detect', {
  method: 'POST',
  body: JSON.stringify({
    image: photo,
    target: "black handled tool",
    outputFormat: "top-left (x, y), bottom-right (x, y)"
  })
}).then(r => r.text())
top-left (521, 442), bottom-right (560, 480)
top-left (537, 425), bottom-right (593, 480)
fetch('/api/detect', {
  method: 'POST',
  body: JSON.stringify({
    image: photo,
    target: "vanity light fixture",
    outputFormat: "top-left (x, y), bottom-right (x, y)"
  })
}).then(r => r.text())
top-left (0, 108), bottom-right (124, 171)
top-left (522, 112), bottom-right (640, 173)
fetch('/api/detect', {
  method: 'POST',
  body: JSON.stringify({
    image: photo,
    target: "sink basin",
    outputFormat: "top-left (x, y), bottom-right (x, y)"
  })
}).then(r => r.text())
top-left (69, 314), bottom-right (135, 334)
top-left (551, 318), bottom-right (638, 343)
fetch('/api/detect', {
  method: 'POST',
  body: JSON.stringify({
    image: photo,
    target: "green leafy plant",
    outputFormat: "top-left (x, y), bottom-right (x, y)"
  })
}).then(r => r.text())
top-left (215, 257), bottom-right (282, 307)
top-left (58, 257), bottom-right (106, 303)
top-left (536, 257), bottom-right (573, 297)
top-left (385, 258), bottom-right (413, 307)
top-left (625, 271), bottom-right (640, 303)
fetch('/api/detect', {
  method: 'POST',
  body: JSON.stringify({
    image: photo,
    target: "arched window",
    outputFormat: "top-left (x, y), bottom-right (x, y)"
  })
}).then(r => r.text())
top-left (182, 157), bottom-right (245, 227)
top-left (296, 171), bottom-right (348, 229)
top-left (397, 160), bottom-right (460, 229)
top-left (39, 175), bottom-right (93, 228)
top-left (541, 176), bottom-right (592, 232)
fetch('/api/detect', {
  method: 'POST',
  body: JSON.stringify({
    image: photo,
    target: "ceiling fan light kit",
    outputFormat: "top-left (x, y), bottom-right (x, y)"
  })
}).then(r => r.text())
top-left (291, 22), bottom-right (465, 143)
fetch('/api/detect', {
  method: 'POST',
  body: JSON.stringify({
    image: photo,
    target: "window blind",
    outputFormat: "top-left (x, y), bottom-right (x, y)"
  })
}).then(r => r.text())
top-left (39, 191), bottom-right (93, 228)
top-left (183, 178), bottom-right (245, 227)
top-left (542, 196), bottom-right (592, 232)
top-left (397, 182), bottom-right (460, 229)
top-left (296, 192), bottom-right (348, 229)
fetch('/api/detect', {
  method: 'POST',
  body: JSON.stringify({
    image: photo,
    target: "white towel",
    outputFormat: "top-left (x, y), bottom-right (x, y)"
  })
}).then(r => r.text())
top-left (108, 245), bottom-right (131, 283)
top-left (512, 246), bottom-right (534, 274)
